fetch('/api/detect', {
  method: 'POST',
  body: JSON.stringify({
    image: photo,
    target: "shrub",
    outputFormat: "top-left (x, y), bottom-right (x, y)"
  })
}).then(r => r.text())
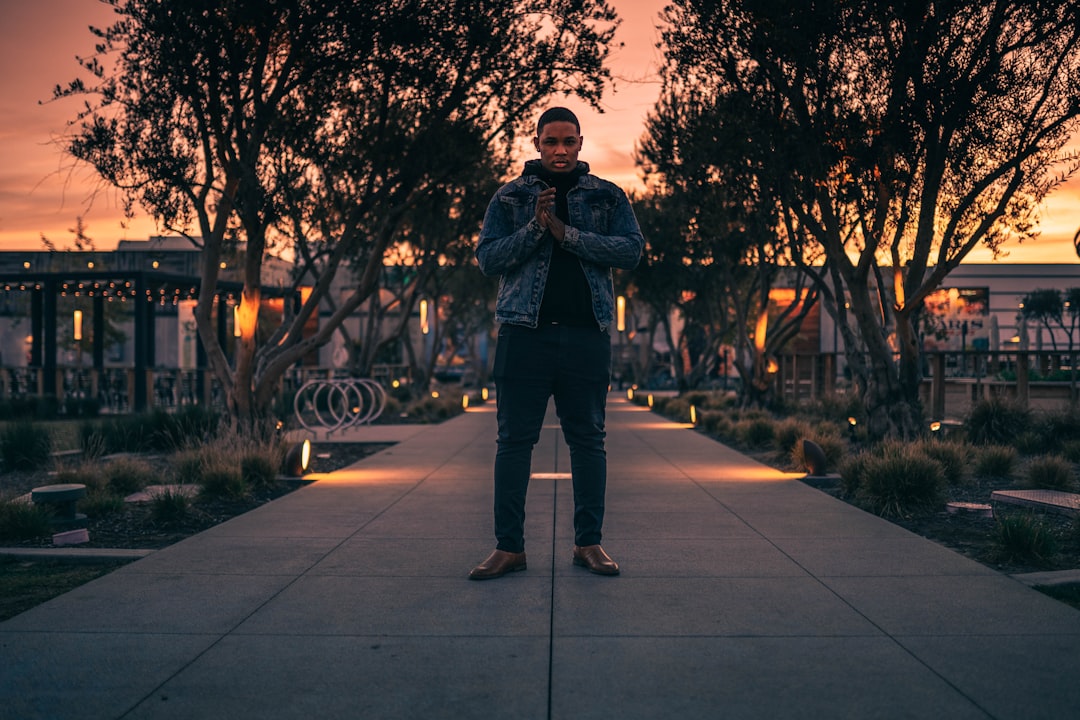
top-left (858, 440), bottom-right (945, 517)
top-left (1062, 439), bottom-right (1080, 464)
top-left (680, 390), bottom-right (710, 407)
top-left (795, 394), bottom-right (863, 426)
top-left (837, 450), bottom-right (872, 498)
top-left (1037, 408), bottom-right (1080, 452)
top-left (773, 418), bottom-right (814, 456)
top-left (660, 397), bottom-right (692, 423)
top-left (53, 463), bottom-right (107, 494)
top-left (199, 462), bottom-right (248, 500)
top-left (964, 397), bottom-right (1031, 445)
top-left (919, 439), bottom-right (970, 486)
top-left (734, 417), bottom-right (775, 450)
top-left (973, 445), bottom-right (1017, 480)
top-left (1014, 430), bottom-right (1052, 456)
top-left (404, 395), bottom-right (464, 423)
top-left (241, 452), bottom-right (279, 490)
top-left (103, 457), bottom-right (155, 495)
top-left (79, 425), bottom-right (108, 461)
top-left (35, 395), bottom-right (61, 419)
top-left (64, 396), bottom-right (101, 418)
top-left (151, 486), bottom-right (191, 525)
top-left (170, 449), bottom-right (205, 485)
top-left (91, 415), bottom-right (152, 454)
top-left (791, 430), bottom-right (846, 475)
top-left (1024, 456), bottom-right (1076, 491)
top-left (0, 420), bottom-right (53, 471)
top-left (699, 410), bottom-right (732, 438)
top-left (0, 498), bottom-right (52, 540)
top-left (993, 513), bottom-right (1058, 567)
top-left (147, 406), bottom-right (221, 451)
top-left (80, 486), bottom-right (125, 517)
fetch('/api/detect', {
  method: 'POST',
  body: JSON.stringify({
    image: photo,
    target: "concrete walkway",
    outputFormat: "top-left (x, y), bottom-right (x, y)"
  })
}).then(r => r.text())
top-left (2, 396), bottom-right (1079, 719)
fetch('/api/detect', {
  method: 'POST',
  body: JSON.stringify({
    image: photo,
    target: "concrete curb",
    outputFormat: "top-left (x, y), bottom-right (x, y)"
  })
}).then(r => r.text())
top-left (0, 547), bottom-right (153, 563)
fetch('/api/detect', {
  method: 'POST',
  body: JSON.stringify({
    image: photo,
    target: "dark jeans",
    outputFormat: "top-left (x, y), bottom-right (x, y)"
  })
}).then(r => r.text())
top-left (492, 322), bottom-right (611, 554)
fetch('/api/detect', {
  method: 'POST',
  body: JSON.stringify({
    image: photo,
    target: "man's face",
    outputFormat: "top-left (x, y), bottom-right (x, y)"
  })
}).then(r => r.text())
top-left (534, 121), bottom-right (582, 174)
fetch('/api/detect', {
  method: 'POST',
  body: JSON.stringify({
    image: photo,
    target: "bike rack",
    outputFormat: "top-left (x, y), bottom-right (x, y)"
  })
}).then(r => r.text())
top-left (292, 378), bottom-right (388, 435)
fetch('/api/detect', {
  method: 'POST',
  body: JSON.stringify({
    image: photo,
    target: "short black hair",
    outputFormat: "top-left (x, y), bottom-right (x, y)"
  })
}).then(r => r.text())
top-left (536, 107), bottom-right (580, 135)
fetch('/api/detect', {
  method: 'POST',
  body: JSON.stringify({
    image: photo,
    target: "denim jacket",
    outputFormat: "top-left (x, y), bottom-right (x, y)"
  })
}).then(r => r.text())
top-left (475, 160), bottom-right (644, 331)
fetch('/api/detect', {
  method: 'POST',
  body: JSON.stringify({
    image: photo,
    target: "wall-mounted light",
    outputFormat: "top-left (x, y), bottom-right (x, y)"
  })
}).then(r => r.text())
top-left (73, 310), bottom-right (83, 341)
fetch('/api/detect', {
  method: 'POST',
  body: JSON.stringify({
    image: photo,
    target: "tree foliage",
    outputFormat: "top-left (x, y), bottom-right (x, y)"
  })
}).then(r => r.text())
top-left (658, 0), bottom-right (1080, 436)
top-left (634, 50), bottom-right (820, 403)
top-left (57, 0), bottom-right (619, 425)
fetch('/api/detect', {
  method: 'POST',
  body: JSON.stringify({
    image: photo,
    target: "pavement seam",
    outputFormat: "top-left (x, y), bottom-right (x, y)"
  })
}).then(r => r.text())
top-left (547, 467), bottom-right (558, 720)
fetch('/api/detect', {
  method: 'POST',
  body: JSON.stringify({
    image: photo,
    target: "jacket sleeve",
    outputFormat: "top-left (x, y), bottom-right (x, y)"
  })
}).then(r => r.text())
top-left (474, 190), bottom-right (548, 277)
top-left (560, 188), bottom-right (644, 271)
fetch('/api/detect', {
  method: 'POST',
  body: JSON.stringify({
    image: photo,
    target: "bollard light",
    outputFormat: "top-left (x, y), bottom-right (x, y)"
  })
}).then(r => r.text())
top-left (647, 393), bottom-right (654, 408)
top-left (73, 310), bottom-right (83, 341)
top-left (690, 404), bottom-right (697, 425)
top-left (627, 387), bottom-right (634, 401)
top-left (481, 387), bottom-right (489, 401)
top-left (802, 439), bottom-right (828, 476)
top-left (283, 439), bottom-right (312, 477)
top-left (462, 394), bottom-right (469, 410)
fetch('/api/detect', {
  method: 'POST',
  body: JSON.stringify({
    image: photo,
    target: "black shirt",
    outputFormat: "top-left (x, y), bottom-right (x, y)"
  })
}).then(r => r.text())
top-left (527, 164), bottom-right (596, 328)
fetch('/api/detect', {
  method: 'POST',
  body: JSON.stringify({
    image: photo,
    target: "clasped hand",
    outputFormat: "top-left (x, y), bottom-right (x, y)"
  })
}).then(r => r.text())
top-left (535, 187), bottom-right (566, 243)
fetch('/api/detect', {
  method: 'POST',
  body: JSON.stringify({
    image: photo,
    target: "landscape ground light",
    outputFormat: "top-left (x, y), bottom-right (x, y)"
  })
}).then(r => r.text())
top-left (283, 439), bottom-right (312, 477)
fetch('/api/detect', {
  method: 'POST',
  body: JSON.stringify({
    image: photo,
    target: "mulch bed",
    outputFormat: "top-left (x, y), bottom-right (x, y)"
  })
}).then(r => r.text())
top-left (2, 443), bottom-right (391, 550)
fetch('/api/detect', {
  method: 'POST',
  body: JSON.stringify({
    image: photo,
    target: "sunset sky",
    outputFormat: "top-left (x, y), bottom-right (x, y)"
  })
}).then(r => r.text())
top-left (0, 0), bottom-right (1076, 263)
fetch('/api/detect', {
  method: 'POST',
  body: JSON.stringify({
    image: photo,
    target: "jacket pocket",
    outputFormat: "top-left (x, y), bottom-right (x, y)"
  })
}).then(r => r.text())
top-left (578, 189), bottom-right (617, 234)
top-left (499, 190), bottom-right (534, 229)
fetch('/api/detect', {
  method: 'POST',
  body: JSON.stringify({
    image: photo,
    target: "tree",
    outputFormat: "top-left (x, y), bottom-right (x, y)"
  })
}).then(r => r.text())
top-left (634, 78), bottom-right (819, 404)
top-left (659, 0), bottom-right (1080, 437)
top-left (57, 0), bottom-right (619, 428)
top-left (1020, 288), bottom-right (1064, 353)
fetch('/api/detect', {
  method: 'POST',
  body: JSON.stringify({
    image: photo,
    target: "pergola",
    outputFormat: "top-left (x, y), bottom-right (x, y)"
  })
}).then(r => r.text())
top-left (0, 270), bottom-right (292, 411)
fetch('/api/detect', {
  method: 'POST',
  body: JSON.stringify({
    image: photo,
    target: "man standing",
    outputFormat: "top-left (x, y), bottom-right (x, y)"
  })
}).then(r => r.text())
top-left (469, 107), bottom-right (644, 580)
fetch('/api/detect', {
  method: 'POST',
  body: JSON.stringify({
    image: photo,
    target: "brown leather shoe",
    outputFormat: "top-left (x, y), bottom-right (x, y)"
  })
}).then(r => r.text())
top-left (572, 544), bottom-right (620, 576)
top-left (469, 549), bottom-right (527, 580)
